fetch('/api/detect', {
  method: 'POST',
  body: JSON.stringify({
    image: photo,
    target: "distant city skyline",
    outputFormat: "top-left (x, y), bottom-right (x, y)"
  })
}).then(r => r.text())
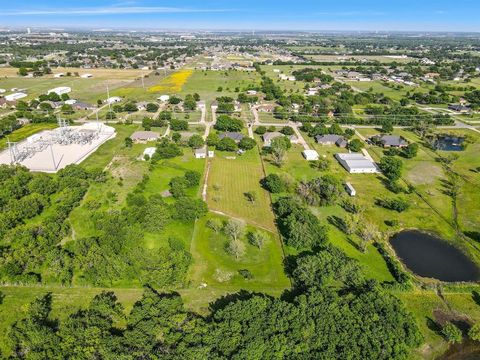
top-left (1, 0), bottom-right (479, 32)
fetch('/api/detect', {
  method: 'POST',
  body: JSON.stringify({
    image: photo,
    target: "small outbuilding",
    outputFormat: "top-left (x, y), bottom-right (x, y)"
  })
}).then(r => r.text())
top-left (345, 182), bottom-right (356, 197)
top-left (195, 146), bottom-right (207, 159)
top-left (302, 149), bottom-right (319, 161)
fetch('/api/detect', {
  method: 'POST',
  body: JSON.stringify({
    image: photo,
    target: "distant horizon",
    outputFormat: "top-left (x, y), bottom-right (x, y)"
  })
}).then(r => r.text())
top-left (1, 0), bottom-right (479, 33)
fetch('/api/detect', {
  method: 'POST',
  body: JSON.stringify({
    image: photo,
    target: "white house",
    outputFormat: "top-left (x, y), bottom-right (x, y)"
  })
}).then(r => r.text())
top-left (47, 86), bottom-right (71, 95)
top-left (81, 73), bottom-right (93, 78)
top-left (302, 149), bottom-right (319, 161)
top-left (5, 92), bottom-right (27, 101)
top-left (335, 153), bottom-right (378, 174)
top-left (158, 95), bottom-right (170, 102)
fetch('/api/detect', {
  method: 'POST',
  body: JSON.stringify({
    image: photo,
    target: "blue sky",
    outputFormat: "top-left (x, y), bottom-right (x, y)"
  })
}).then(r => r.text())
top-left (1, 0), bottom-right (479, 32)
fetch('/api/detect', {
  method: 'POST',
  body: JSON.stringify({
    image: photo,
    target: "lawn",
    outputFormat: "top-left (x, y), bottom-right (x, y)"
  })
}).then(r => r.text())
top-left (207, 149), bottom-right (276, 231)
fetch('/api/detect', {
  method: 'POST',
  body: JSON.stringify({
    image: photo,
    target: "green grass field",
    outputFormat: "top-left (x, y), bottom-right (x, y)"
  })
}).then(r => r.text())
top-left (188, 213), bottom-right (289, 298)
top-left (207, 149), bottom-right (277, 231)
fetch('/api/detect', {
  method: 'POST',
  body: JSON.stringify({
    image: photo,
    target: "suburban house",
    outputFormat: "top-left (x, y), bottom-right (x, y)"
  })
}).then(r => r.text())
top-left (373, 135), bottom-right (408, 148)
top-left (448, 104), bottom-right (471, 113)
top-left (256, 104), bottom-right (276, 113)
top-left (302, 149), bottom-right (319, 161)
top-left (73, 102), bottom-right (95, 111)
top-left (130, 131), bottom-right (160, 143)
top-left (262, 131), bottom-right (283, 146)
top-left (158, 95), bottom-right (170, 102)
top-left (219, 132), bottom-right (244, 142)
top-left (0, 98), bottom-right (17, 109)
top-left (335, 153), bottom-right (378, 174)
top-left (315, 134), bottom-right (348, 148)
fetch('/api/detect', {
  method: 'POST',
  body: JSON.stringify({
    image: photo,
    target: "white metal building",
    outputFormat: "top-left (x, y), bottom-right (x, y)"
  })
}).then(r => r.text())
top-left (335, 153), bottom-right (378, 174)
top-left (302, 149), bottom-right (319, 161)
top-left (47, 86), bottom-right (71, 95)
top-left (5, 92), bottom-right (27, 101)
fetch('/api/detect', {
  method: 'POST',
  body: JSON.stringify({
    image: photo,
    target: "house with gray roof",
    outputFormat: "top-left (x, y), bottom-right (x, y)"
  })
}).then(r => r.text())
top-left (130, 131), bottom-right (160, 143)
top-left (219, 132), bottom-right (244, 142)
top-left (315, 134), bottom-right (347, 148)
top-left (374, 135), bottom-right (408, 148)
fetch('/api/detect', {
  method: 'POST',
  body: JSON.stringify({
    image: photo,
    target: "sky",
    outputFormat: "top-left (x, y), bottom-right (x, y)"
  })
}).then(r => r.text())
top-left (0, 0), bottom-right (479, 32)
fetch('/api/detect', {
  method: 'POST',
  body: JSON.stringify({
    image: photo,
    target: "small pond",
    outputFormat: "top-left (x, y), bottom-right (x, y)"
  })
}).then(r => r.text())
top-left (435, 136), bottom-right (465, 151)
top-left (390, 230), bottom-right (480, 282)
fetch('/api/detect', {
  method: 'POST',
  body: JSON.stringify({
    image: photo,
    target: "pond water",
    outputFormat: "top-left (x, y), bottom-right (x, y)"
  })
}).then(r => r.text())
top-left (435, 136), bottom-right (465, 151)
top-left (390, 230), bottom-right (480, 282)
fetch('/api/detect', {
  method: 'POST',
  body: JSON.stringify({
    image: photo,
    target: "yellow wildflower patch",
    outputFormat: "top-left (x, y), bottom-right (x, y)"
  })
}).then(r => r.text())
top-left (148, 69), bottom-right (192, 93)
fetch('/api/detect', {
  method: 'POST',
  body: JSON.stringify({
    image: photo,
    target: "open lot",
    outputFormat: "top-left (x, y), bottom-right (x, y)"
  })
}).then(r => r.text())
top-left (207, 149), bottom-right (277, 231)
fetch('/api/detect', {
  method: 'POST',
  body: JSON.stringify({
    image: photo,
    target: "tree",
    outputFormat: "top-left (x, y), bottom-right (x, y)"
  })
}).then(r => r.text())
top-left (348, 139), bottom-right (364, 152)
top-left (248, 231), bottom-right (268, 249)
top-left (255, 126), bottom-right (267, 135)
top-left (224, 219), bottom-right (245, 241)
top-left (207, 218), bottom-right (223, 233)
top-left (238, 137), bottom-right (256, 150)
top-left (169, 177), bottom-right (188, 198)
top-left (184, 170), bottom-right (201, 187)
top-left (206, 133), bottom-right (220, 146)
top-left (270, 136), bottom-right (290, 167)
top-left (124, 137), bottom-right (133, 148)
top-left (18, 67), bottom-right (29, 76)
top-left (216, 137), bottom-right (237, 152)
top-left (262, 173), bottom-right (285, 193)
top-left (123, 102), bottom-right (138, 112)
top-left (357, 222), bottom-right (381, 252)
top-left (142, 117), bottom-right (153, 130)
top-left (379, 156), bottom-right (403, 182)
top-left (310, 158), bottom-right (330, 171)
top-left (227, 239), bottom-right (246, 260)
top-left (188, 134), bottom-right (205, 149)
top-left (469, 323), bottom-right (480, 341)
top-left (381, 122), bottom-right (394, 133)
top-left (281, 126), bottom-right (295, 136)
top-left (146, 103), bottom-right (159, 112)
top-left (244, 191), bottom-right (257, 203)
top-left (442, 322), bottom-right (462, 343)
top-left (184, 94), bottom-right (197, 111)
top-left (214, 115), bottom-right (243, 132)
top-left (170, 119), bottom-right (188, 131)
top-left (402, 143), bottom-right (419, 159)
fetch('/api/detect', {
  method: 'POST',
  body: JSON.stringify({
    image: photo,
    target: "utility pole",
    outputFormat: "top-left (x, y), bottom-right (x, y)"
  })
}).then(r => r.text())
top-left (49, 141), bottom-right (57, 171)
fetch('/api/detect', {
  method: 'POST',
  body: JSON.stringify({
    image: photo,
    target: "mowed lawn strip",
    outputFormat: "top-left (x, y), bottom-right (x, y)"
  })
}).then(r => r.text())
top-left (207, 149), bottom-right (276, 231)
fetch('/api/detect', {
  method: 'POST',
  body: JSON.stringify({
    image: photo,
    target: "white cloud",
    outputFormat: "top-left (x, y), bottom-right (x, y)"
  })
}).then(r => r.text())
top-left (1, 6), bottom-right (234, 16)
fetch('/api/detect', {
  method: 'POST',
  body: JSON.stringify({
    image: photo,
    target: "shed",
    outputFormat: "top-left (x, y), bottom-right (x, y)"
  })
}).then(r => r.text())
top-left (302, 150), bottom-right (319, 161)
top-left (345, 182), bottom-right (356, 196)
